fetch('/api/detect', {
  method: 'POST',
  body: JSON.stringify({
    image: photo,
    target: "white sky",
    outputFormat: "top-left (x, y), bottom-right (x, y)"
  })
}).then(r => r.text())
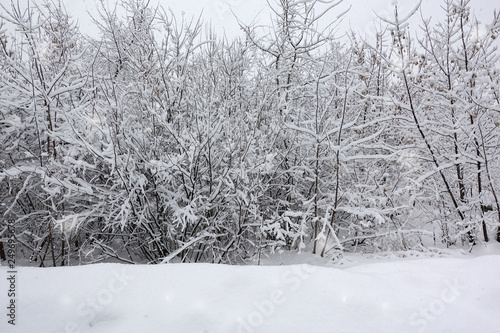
top-left (0, 0), bottom-right (498, 40)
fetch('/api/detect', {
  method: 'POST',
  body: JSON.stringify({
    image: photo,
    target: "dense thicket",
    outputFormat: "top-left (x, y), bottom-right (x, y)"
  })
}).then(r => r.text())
top-left (1, 0), bottom-right (499, 265)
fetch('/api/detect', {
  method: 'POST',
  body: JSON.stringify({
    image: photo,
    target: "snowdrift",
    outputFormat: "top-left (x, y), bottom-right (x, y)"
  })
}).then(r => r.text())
top-left (1, 254), bottom-right (499, 333)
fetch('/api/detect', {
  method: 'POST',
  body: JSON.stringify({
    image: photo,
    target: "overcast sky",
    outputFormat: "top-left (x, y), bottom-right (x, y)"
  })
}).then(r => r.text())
top-left (0, 0), bottom-right (498, 40)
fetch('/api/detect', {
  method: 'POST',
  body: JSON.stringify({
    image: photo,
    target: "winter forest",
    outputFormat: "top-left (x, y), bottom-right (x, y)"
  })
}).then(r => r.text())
top-left (1, 0), bottom-right (500, 267)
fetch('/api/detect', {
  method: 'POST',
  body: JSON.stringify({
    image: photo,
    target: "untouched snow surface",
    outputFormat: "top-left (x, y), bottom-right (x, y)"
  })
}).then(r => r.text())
top-left (1, 250), bottom-right (500, 333)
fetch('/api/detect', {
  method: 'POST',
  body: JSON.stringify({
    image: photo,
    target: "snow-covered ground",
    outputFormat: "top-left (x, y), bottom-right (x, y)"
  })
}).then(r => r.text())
top-left (2, 244), bottom-right (500, 333)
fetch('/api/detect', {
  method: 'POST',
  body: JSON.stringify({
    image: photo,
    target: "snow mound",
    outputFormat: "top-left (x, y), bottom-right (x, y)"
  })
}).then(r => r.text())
top-left (1, 255), bottom-right (499, 333)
